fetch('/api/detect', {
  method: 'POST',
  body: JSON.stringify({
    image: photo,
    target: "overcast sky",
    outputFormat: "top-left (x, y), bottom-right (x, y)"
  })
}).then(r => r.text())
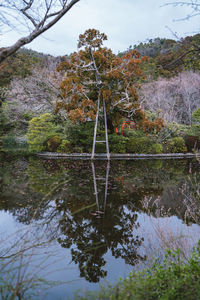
top-left (2, 0), bottom-right (200, 56)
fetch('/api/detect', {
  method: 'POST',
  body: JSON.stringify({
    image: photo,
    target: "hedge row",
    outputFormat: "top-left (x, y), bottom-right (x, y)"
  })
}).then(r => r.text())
top-left (25, 114), bottom-right (198, 153)
top-left (44, 135), bottom-right (188, 154)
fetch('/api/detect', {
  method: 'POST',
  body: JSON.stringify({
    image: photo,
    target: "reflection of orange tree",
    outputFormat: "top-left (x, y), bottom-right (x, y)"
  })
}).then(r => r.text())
top-left (56, 186), bottom-right (146, 283)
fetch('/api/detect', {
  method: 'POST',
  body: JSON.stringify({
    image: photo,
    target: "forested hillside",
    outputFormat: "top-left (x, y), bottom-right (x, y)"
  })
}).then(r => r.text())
top-left (123, 34), bottom-right (200, 126)
top-left (0, 49), bottom-right (62, 137)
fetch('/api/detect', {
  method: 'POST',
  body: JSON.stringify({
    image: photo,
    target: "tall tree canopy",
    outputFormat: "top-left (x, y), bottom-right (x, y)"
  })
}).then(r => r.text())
top-left (56, 29), bottom-right (163, 133)
top-left (0, 0), bottom-right (80, 63)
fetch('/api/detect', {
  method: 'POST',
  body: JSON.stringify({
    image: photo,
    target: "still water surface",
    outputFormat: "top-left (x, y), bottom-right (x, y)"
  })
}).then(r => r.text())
top-left (0, 156), bottom-right (200, 299)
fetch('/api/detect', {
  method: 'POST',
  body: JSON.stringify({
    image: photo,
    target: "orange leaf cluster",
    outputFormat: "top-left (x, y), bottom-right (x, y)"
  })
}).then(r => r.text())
top-left (136, 117), bottom-right (165, 133)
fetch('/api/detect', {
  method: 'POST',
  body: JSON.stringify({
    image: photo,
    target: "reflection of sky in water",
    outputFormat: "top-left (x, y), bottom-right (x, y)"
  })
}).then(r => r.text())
top-left (0, 211), bottom-right (23, 235)
top-left (137, 214), bottom-right (200, 262)
top-left (0, 158), bottom-right (200, 299)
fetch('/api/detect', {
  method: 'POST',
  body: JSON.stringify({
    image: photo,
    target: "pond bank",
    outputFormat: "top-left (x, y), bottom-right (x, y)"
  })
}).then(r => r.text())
top-left (37, 152), bottom-right (200, 160)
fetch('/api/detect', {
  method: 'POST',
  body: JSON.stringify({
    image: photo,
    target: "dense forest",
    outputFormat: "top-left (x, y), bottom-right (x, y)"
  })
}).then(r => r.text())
top-left (1, 32), bottom-right (200, 154)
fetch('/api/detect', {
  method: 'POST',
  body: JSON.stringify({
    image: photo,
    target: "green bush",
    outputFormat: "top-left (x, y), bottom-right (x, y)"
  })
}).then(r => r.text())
top-left (185, 109), bottom-right (200, 137)
top-left (109, 135), bottom-right (128, 153)
top-left (64, 121), bottom-right (94, 152)
top-left (157, 122), bottom-right (189, 143)
top-left (163, 137), bottom-right (187, 153)
top-left (122, 128), bottom-right (145, 138)
top-left (2, 135), bottom-right (18, 149)
top-left (192, 108), bottom-right (200, 124)
top-left (1, 135), bottom-right (29, 155)
top-left (127, 136), bottom-right (156, 154)
top-left (73, 146), bottom-right (84, 153)
top-left (21, 111), bottom-right (34, 121)
top-left (26, 113), bottom-right (60, 152)
top-left (151, 143), bottom-right (163, 154)
top-left (57, 139), bottom-right (72, 153)
top-left (95, 142), bottom-right (107, 153)
top-left (186, 126), bottom-right (200, 137)
top-left (0, 104), bottom-right (14, 136)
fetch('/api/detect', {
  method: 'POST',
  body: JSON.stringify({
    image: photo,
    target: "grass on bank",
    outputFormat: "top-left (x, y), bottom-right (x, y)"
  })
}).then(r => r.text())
top-left (78, 241), bottom-right (200, 300)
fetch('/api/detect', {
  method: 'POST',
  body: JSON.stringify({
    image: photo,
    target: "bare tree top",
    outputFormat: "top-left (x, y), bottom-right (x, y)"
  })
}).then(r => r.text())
top-left (164, 1), bottom-right (200, 21)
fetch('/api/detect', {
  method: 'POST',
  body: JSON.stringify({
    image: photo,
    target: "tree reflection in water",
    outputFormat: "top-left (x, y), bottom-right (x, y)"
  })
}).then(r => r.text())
top-left (57, 161), bottom-right (145, 282)
top-left (0, 156), bottom-right (200, 284)
top-left (56, 163), bottom-right (145, 282)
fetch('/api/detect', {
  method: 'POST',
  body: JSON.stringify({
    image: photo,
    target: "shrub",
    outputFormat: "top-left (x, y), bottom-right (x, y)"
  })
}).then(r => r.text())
top-left (95, 142), bottom-right (107, 153)
top-left (163, 137), bottom-right (187, 153)
top-left (187, 109), bottom-right (200, 137)
top-left (127, 136), bottom-right (156, 154)
top-left (151, 143), bottom-right (163, 154)
top-left (157, 122), bottom-right (189, 143)
top-left (64, 121), bottom-right (94, 152)
top-left (0, 104), bottom-right (14, 135)
top-left (2, 135), bottom-right (18, 149)
top-left (184, 135), bottom-right (200, 152)
top-left (1, 135), bottom-right (29, 154)
top-left (192, 108), bottom-right (200, 124)
top-left (111, 142), bottom-right (126, 154)
top-left (21, 112), bottom-right (34, 121)
top-left (26, 113), bottom-right (60, 152)
top-left (57, 139), bottom-right (72, 153)
top-left (109, 135), bottom-right (128, 153)
top-left (73, 146), bottom-right (84, 153)
top-left (185, 126), bottom-right (200, 137)
top-left (122, 128), bottom-right (145, 138)
top-left (47, 135), bottom-right (62, 152)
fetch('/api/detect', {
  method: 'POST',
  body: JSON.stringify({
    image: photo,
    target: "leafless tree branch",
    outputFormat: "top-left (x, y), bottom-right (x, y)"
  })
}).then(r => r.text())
top-left (164, 1), bottom-right (200, 21)
top-left (0, 0), bottom-right (81, 64)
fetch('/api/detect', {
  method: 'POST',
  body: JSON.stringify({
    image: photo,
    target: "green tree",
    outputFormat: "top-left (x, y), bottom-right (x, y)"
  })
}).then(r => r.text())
top-left (26, 113), bottom-right (60, 152)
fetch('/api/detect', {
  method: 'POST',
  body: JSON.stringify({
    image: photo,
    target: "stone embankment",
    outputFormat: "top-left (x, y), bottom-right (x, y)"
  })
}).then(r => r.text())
top-left (37, 152), bottom-right (200, 160)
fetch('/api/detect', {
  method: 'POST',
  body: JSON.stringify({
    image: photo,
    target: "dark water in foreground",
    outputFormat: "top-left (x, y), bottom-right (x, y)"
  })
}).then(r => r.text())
top-left (0, 155), bottom-right (200, 299)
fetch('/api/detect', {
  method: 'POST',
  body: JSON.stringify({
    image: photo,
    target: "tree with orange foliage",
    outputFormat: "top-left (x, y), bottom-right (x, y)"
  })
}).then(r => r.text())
top-left (56, 29), bottom-right (163, 133)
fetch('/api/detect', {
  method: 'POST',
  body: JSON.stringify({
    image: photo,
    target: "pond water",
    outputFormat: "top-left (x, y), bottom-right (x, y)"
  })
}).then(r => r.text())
top-left (0, 155), bottom-right (200, 299)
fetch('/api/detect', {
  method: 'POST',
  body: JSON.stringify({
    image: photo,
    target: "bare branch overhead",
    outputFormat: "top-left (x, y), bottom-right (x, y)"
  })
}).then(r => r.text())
top-left (164, 1), bottom-right (200, 21)
top-left (0, 0), bottom-right (81, 64)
